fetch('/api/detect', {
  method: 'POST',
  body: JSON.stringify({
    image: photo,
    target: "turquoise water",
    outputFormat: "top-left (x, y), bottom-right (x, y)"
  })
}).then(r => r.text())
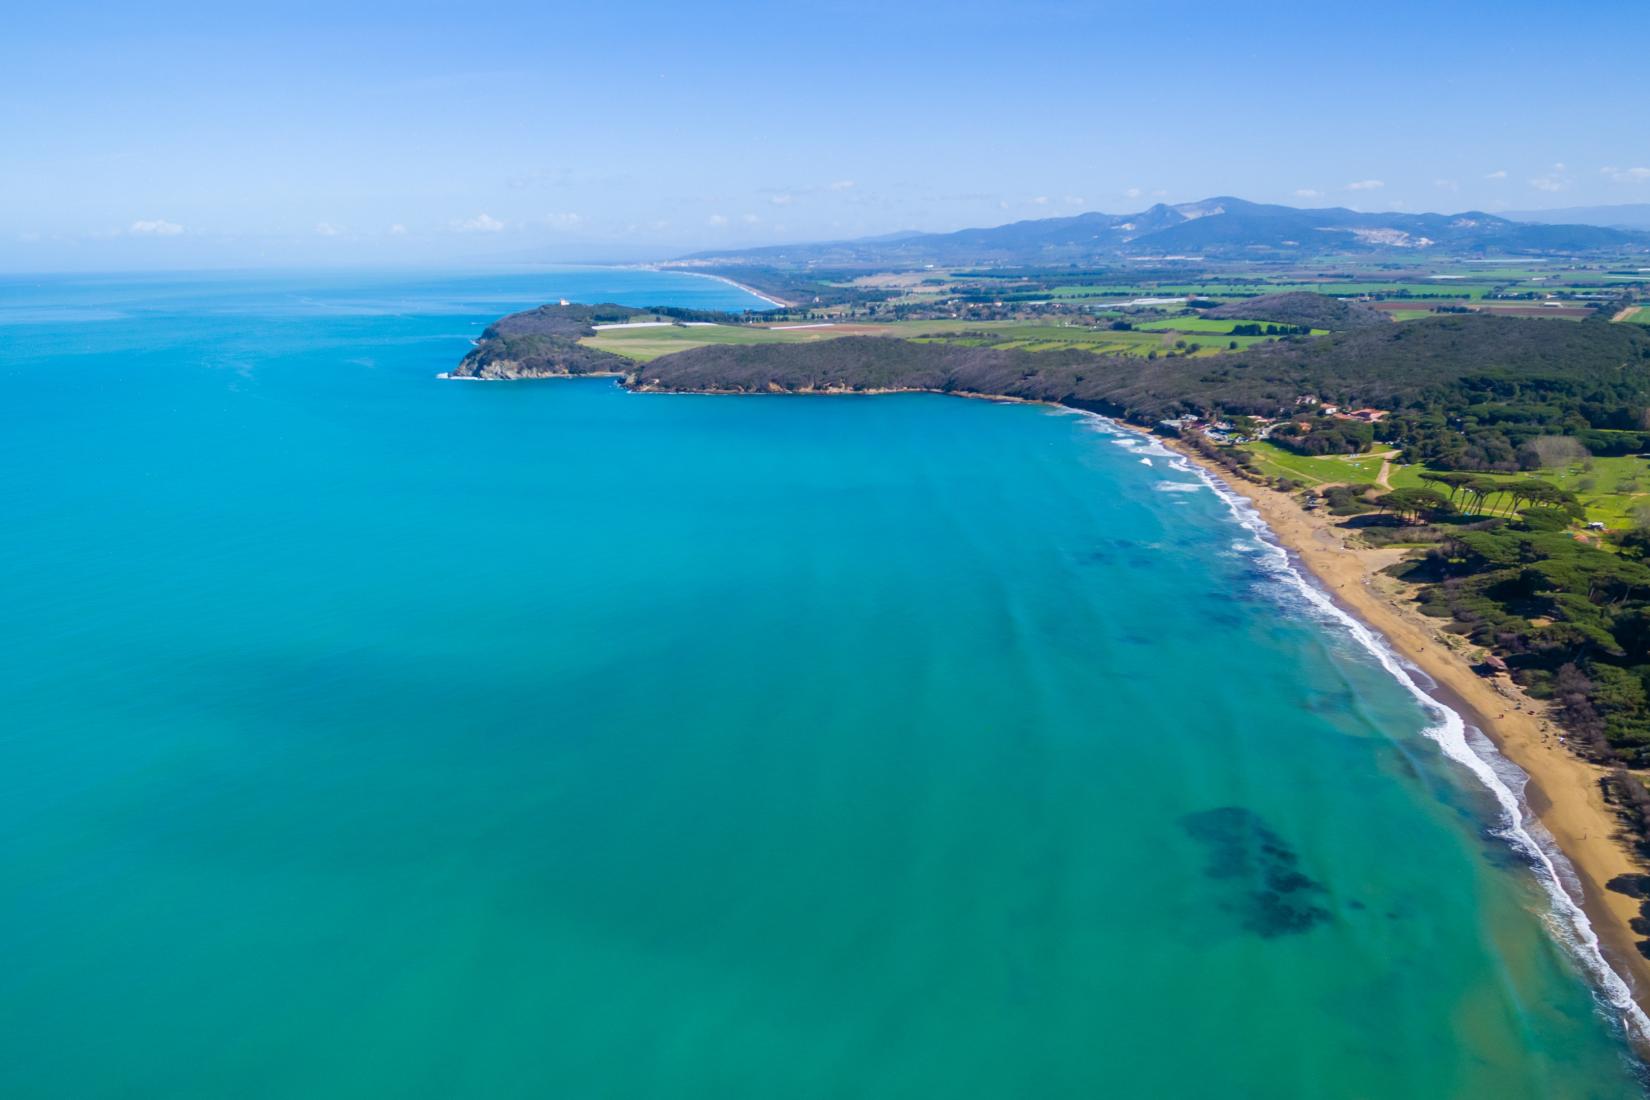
top-left (1, 268), bottom-right (1644, 1097)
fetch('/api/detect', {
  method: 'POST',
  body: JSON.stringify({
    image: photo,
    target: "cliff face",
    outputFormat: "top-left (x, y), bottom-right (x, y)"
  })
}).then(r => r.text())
top-left (449, 303), bottom-right (638, 380)
top-left (449, 301), bottom-right (772, 379)
top-left (452, 339), bottom-right (631, 380)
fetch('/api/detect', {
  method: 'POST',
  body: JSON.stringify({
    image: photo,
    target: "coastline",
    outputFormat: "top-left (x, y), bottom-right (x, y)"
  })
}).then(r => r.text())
top-left (648, 267), bottom-right (791, 309)
top-left (435, 364), bottom-right (1650, 1031)
top-left (1143, 427), bottom-right (1650, 1024)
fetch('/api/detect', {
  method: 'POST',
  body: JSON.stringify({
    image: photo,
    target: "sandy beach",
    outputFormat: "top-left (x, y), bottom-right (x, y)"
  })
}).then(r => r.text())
top-left (1152, 432), bottom-right (1650, 1014)
top-left (654, 268), bottom-right (791, 309)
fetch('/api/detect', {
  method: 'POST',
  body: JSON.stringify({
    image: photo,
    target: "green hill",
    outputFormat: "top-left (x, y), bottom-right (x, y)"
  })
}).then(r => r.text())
top-left (1204, 292), bottom-right (1388, 330)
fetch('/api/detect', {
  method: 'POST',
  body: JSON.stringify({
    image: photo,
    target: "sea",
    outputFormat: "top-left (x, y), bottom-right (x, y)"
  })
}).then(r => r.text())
top-left (1, 267), bottom-right (1645, 1097)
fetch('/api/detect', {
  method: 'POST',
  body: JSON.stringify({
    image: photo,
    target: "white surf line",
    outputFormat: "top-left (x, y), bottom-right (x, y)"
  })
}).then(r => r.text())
top-left (1074, 409), bottom-right (1650, 1044)
top-left (669, 270), bottom-right (788, 309)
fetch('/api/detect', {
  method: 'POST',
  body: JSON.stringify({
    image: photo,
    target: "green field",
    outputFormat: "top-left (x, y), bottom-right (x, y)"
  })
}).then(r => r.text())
top-left (1621, 306), bottom-right (1650, 326)
top-left (589, 315), bottom-right (1335, 364)
top-left (1047, 280), bottom-right (1503, 301)
top-left (909, 321), bottom-right (1272, 356)
top-left (1253, 446), bottom-right (1650, 528)
top-left (1500, 455), bottom-right (1650, 527)
top-left (1242, 441), bottom-right (1389, 486)
top-left (1135, 316), bottom-right (1327, 335)
top-left (1038, 275), bottom-right (1634, 306)
top-left (583, 324), bottom-right (852, 362)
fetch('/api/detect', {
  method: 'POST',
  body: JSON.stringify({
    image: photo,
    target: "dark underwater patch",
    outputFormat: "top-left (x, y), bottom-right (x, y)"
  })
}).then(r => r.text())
top-left (1080, 538), bottom-right (1160, 571)
top-left (1180, 806), bottom-right (1332, 937)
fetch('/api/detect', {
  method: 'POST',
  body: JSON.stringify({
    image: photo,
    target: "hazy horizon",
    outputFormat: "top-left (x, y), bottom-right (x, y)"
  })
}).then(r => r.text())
top-left (7, 0), bottom-right (1650, 271)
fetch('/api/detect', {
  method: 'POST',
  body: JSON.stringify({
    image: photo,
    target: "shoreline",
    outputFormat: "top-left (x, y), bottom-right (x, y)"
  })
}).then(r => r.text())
top-left (434, 368), bottom-right (1650, 1032)
top-left (1141, 427), bottom-right (1650, 1026)
top-left (648, 267), bottom-right (791, 309)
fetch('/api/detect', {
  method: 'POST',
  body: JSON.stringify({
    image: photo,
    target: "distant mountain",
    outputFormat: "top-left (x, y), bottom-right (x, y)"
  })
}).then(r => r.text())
top-left (674, 197), bottom-right (1650, 268)
top-left (1503, 204), bottom-right (1650, 230)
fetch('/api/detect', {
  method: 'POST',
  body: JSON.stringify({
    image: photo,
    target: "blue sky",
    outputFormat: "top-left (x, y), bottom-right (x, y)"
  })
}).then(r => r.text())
top-left (5, 0), bottom-right (1649, 269)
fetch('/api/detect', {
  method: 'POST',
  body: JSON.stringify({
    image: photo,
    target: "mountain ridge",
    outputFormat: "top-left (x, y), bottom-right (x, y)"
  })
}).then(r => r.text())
top-left (671, 196), bottom-right (1650, 267)
top-left (1503, 203), bottom-right (1650, 230)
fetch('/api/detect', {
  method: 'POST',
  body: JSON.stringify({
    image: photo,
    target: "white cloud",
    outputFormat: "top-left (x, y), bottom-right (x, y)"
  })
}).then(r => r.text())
top-left (1434, 179), bottom-right (1459, 191)
top-left (1530, 176), bottom-right (1569, 193)
top-left (741, 213), bottom-right (760, 224)
top-left (708, 213), bottom-right (729, 226)
top-left (1604, 166), bottom-right (1650, 183)
top-left (1345, 179), bottom-right (1384, 191)
top-left (388, 223), bottom-right (407, 235)
top-left (1031, 195), bottom-right (1049, 205)
top-left (452, 213), bottom-right (504, 232)
top-left (543, 212), bottom-right (584, 229)
top-left (314, 222), bottom-right (341, 237)
top-left (1063, 195), bottom-right (1085, 206)
top-left (1124, 186), bottom-right (1143, 199)
top-left (1485, 169), bottom-right (1508, 180)
top-left (1293, 188), bottom-right (1322, 199)
top-left (1552, 162), bottom-right (1567, 172)
top-left (769, 193), bottom-right (794, 206)
top-left (129, 218), bottom-right (184, 236)
top-left (827, 180), bottom-right (855, 191)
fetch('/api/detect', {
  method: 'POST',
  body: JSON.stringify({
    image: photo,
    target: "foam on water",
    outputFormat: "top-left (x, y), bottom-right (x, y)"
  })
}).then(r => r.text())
top-left (1073, 410), bottom-right (1650, 1041)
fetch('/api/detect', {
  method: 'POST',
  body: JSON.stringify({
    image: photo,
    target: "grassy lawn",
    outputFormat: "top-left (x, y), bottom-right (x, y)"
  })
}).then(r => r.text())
top-left (1384, 455), bottom-right (1650, 528)
top-left (1529, 455), bottom-right (1650, 527)
top-left (1242, 441), bottom-right (1387, 485)
top-left (1230, 443), bottom-right (1650, 529)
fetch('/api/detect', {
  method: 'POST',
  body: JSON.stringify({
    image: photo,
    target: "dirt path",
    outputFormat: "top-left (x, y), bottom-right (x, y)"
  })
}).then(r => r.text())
top-left (1613, 305), bottom-right (1643, 323)
top-left (1373, 449), bottom-right (1399, 490)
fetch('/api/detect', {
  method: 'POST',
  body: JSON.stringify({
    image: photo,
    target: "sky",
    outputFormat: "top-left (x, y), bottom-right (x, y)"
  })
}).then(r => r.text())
top-left (4, 0), bottom-right (1649, 270)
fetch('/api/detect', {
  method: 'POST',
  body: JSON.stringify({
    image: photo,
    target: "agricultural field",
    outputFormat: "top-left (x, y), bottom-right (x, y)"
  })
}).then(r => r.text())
top-left (1030, 268), bottom-right (1636, 309)
top-left (1134, 316), bottom-right (1327, 335)
top-left (582, 323), bottom-right (854, 362)
top-left (911, 324), bottom-right (1168, 356)
top-left (1048, 280), bottom-right (1506, 301)
top-left (1620, 306), bottom-right (1650, 325)
top-left (586, 314), bottom-right (1354, 364)
top-left (907, 320), bottom-right (1269, 356)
